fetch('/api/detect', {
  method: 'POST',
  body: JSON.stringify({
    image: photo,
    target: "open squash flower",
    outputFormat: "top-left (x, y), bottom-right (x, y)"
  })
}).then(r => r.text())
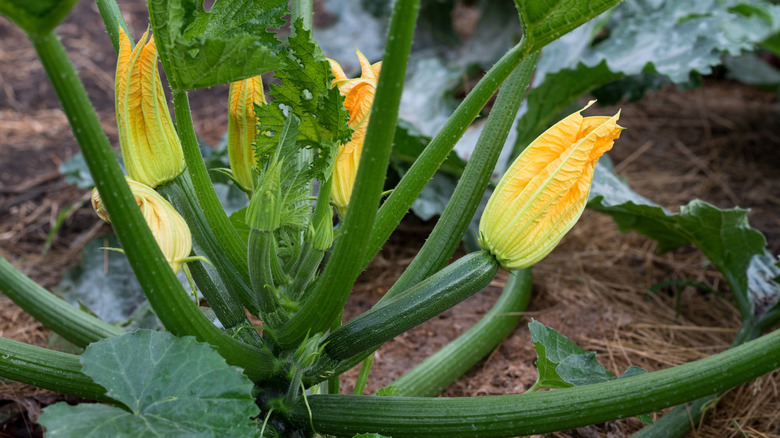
top-left (228, 76), bottom-right (267, 194)
top-left (92, 178), bottom-right (193, 273)
top-left (478, 102), bottom-right (622, 270)
top-left (328, 50), bottom-right (381, 215)
top-left (115, 27), bottom-right (185, 188)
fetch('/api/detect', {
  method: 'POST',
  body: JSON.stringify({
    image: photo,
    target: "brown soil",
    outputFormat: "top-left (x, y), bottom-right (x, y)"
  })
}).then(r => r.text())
top-left (2, 1), bottom-right (780, 437)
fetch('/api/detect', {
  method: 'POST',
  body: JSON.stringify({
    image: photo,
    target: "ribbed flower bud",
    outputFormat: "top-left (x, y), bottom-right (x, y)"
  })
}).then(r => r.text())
top-left (228, 76), bottom-right (267, 194)
top-left (92, 178), bottom-right (193, 273)
top-left (328, 50), bottom-right (381, 215)
top-left (478, 102), bottom-right (623, 270)
top-left (115, 27), bottom-right (185, 188)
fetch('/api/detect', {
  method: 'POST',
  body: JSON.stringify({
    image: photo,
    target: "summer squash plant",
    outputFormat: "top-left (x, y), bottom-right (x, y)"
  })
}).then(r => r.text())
top-left (0, 0), bottom-right (779, 436)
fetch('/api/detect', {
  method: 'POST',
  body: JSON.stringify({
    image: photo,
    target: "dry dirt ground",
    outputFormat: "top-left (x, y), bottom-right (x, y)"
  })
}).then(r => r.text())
top-left (2, 1), bottom-right (780, 437)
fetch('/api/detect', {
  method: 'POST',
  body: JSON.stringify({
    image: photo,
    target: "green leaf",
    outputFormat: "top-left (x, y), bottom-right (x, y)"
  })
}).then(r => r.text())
top-left (249, 114), bottom-right (310, 233)
top-left (229, 206), bottom-right (251, 244)
top-left (254, 20), bottom-right (351, 183)
top-left (213, 182), bottom-right (249, 216)
top-left (391, 120), bottom-right (466, 179)
top-left (353, 434), bottom-right (392, 438)
top-left (376, 385), bottom-right (399, 397)
top-left (147, 0), bottom-right (287, 90)
top-left (39, 330), bottom-right (260, 437)
top-left (724, 53), bottom-right (780, 89)
top-left (512, 1), bottom-right (780, 156)
top-left (538, 0), bottom-right (780, 85)
top-left (514, 0), bottom-right (624, 51)
top-left (54, 235), bottom-right (163, 329)
top-left (0, 0), bottom-right (78, 34)
top-left (529, 320), bottom-right (605, 390)
top-left (747, 252), bottom-right (780, 316)
top-left (588, 159), bottom-right (772, 317)
top-left (59, 152), bottom-right (97, 189)
top-left (528, 321), bottom-right (650, 417)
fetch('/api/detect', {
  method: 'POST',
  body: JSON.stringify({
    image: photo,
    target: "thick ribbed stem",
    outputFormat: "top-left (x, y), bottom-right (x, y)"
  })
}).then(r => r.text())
top-left (0, 256), bottom-right (124, 348)
top-left (289, 327), bottom-right (780, 437)
top-left (389, 269), bottom-right (532, 397)
top-left (0, 337), bottom-right (114, 403)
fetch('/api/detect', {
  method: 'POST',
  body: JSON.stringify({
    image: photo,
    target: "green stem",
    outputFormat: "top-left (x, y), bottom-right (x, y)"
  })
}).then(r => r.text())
top-left (186, 261), bottom-right (262, 346)
top-left (289, 327), bottom-right (780, 437)
top-left (288, 176), bottom-right (333, 300)
top-left (248, 230), bottom-right (282, 319)
top-left (322, 251), bottom-right (498, 362)
top-left (353, 354), bottom-right (375, 395)
top-left (30, 30), bottom-right (277, 382)
top-left (95, 0), bottom-right (130, 52)
top-left (328, 376), bottom-right (340, 395)
top-left (0, 257), bottom-right (124, 347)
top-left (271, 0), bottom-right (421, 350)
top-left (721, 270), bottom-right (755, 324)
top-left (291, 0), bottom-right (313, 33)
top-left (0, 337), bottom-right (114, 403)
top-left (379, 52), bottom-right (539, 303)
top-left (388, 269), bottom-right (532, 397)
top-left (289, 242), bottom-right (323, 300)
top-left (759, 306), bottom-right (780, 332)
top-left (160, 173), bottom-right (262, 332)
top-left (171, 91), bottom-right (251, 294)
top-left (363, 38), bottom-right (531, 272)
top-left (631, 320), bottom-right (763, 438)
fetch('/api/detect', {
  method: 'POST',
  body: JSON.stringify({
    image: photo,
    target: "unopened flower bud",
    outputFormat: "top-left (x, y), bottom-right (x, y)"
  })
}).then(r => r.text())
top-left (479, 102), bottom-right (623, 270)
top-left (228, 76), bottom-right (267, 194)
top-left (92, 178), bottom-right (192, 273)
top-left (328, 50), bottom-right (381, 216)
top-left (115, 27), bottom-right (185, 188)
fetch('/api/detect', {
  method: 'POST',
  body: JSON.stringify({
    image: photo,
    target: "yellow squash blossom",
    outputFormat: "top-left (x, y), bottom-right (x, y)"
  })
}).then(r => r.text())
top-left (478, 102), bottom-right (623, 270)
top-left (92, 178), bottom-right (193, 273)
top-left (115, 27), bottom-right (185, 188)
top-left (328, 50), bottom-right (381, 215)
top-left (228, 76), bottom-right (267, 194)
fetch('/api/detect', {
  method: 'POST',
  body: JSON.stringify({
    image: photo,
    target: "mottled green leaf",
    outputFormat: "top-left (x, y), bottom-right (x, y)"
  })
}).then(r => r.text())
top-left (54, 235), bottom-right (162, 329)
top-left (513, 1), bottom-right (780, 156)
top-left (588, 159), bottom-right (774, 316)
top-left (147, 0), bottom-right (287, 90)
top-left (0, 0), bottom-right (77, 34)
top-left (39, 330), bottom-right (260, 437)
top-left (724, 53), bottom-right (780, 88)
top-left (538, 0), bottom-right (780, 85)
